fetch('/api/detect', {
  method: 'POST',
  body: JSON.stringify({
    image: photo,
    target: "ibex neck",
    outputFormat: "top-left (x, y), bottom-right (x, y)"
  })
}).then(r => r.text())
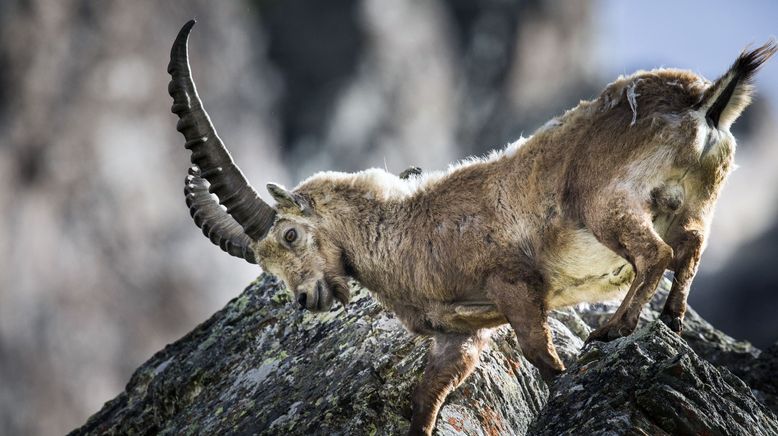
top-left (325, 193), bottom-right (400, 292)
top-left (295, 170), bottom-right (419, 293)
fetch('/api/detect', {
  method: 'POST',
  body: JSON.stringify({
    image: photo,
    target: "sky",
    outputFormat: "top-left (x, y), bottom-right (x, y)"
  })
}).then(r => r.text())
top-left (597, 0), bottom-right (778, 105)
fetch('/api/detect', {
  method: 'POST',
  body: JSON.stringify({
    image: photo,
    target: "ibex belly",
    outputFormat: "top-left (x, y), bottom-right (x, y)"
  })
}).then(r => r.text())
top-left (425, 229), bottom-right (639, 328)
top-left (427, 302), bottom-right (508, 332)
top-left (546, 229), bottom-right (634, 308)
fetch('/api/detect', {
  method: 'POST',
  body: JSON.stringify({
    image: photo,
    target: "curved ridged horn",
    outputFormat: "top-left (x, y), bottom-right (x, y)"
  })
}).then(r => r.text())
top-left (185, 167), bottom-right (257, 263)
top-left (168, 19), bottom-right (276, 241)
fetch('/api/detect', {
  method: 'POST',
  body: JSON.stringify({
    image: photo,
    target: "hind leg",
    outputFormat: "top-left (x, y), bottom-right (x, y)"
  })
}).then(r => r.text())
top-left (660, 225), bottom-right (705, 333)
top-left (487, 275), bottom-right (565, 381)
top-left (585, 195), bottom-right (674, 342)
top-left (409, 330), bottom-right (489, 435)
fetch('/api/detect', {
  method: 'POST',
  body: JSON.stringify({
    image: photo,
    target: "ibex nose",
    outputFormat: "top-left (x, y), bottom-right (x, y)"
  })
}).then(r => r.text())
top-left (297, 293), bottom-right (307, 309)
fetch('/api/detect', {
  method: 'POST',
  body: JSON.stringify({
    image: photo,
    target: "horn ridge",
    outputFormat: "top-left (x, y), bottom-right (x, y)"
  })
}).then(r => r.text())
top-left (185, 167), bottom-right (257, 264)
top-left (169, 19), bottom-right (276, 242)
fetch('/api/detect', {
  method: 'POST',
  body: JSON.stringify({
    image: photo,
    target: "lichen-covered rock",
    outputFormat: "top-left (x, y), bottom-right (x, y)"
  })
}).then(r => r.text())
top-left (530, 321), bottom-right (778, 436)
top-left (71, 275), bottom-right (574, 435)
top-left (579, 281), bottom-right (760, 376)
top-left (71, 275), bottom-right (776, 435)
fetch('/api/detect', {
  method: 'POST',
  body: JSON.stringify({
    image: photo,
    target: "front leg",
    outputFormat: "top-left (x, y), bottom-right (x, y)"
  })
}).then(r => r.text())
top-left (486, 275), bottom-right (565, 382)
top-left (660, 226), bottom-right (704, 333)
top-left (585, 196), bottom-right (674, 342)
top-left (409, 330), bottom-right (489, 436)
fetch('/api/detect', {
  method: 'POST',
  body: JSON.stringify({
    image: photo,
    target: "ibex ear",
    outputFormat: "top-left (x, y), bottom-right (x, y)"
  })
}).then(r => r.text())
top-left (267, 183), bottom-right (310, 214)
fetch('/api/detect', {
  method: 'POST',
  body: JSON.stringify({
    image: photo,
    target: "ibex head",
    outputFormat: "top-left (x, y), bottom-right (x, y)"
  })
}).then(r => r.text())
top-left (254, 183), bottom-right (352, 312)
top-left (169, 20), bottom-right (349, 312)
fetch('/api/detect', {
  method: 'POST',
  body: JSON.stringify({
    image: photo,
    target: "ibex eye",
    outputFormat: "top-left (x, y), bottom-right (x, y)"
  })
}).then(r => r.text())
top-left (284, 229), bottom-right (297, 243)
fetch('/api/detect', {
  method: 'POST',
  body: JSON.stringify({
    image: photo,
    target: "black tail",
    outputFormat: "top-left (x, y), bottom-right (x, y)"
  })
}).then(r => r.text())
top-left (699, 40), bottom-right (777, 129)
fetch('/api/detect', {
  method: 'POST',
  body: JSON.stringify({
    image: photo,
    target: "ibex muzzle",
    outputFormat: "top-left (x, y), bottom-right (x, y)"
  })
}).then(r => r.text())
top-left (168, 20), bottom-right (776, 435)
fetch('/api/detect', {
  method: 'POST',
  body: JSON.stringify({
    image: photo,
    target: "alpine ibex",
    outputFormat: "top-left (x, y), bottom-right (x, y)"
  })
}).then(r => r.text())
top-left (168, 20), bottom-right (775, 435)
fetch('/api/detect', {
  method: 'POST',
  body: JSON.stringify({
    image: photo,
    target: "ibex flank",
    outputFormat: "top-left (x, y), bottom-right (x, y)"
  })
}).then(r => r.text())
top-left (168, 20), bottom-right (776, 435)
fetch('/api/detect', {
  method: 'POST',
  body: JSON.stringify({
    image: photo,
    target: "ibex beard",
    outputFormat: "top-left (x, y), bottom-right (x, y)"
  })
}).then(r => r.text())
top-left (168, 20), bottom-right (776, 436)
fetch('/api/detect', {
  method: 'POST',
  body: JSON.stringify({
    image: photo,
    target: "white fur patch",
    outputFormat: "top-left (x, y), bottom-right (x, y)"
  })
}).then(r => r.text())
top-left (690, 111), bottom-right (708, 156)
top-left (611, 144), bottom-right (675, 199)
top-left (546, 228), bottom-right (633, 308)
top-left (300, 168), bottom-right (417, 200)
top-left (536, 117), bottom-right (562, 133)
top-left (666, 79), bottom-right (683, 88)
top-left (626, 80), bottom-right (641, 126)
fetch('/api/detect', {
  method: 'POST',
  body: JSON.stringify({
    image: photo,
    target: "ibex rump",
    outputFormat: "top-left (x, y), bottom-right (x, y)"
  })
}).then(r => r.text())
top-left (168, 20), bottom-right (775, 435)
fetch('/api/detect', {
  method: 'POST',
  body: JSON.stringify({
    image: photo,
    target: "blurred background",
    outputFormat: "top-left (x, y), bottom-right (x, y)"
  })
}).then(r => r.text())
top-left (0, 0), bottom-right (775, 434)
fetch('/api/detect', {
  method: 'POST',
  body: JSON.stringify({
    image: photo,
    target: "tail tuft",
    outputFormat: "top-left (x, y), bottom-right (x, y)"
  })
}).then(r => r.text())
top-left (700, 40), bottom-right (777, 129)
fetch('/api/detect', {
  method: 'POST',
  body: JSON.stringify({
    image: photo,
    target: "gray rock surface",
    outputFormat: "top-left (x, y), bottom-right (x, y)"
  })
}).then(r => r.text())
top-left (531, 321), bottom-right (778, 436)
top-left (71, 275), bottom-right (778, 435)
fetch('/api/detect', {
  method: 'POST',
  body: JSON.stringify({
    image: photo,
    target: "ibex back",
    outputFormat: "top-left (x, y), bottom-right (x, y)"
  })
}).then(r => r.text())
top-left (168, 20), bottom-right (776, 435)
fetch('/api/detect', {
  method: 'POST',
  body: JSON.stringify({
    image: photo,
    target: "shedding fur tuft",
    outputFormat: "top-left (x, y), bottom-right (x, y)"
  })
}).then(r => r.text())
top-left (700, 40), bottom-right (777, 130)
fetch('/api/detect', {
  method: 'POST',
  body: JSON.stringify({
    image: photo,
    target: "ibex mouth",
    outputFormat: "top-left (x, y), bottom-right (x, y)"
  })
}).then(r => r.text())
top-left (298, 280), bottom-right (331, 312)
top-left (314, 280), bottom-right (324, 311)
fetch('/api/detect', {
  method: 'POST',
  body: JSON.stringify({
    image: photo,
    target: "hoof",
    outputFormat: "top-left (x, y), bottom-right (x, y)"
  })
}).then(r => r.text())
top-left (538, 365), bottom-right (564, 384)
top-left (585, 323), bottom-right (632, 344)
top-left (659, 312), bottom-right (684, 334)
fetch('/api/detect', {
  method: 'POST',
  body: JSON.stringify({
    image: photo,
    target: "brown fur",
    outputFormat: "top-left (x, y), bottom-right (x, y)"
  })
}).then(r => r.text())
top-left (247, 43), bottom-right (776, 434)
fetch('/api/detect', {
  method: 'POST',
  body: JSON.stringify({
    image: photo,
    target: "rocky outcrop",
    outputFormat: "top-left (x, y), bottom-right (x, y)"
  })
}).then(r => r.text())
top-left (531, 321), bottom-right (777, 435)
top-left (72, 275), bottom-right (778, 435)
